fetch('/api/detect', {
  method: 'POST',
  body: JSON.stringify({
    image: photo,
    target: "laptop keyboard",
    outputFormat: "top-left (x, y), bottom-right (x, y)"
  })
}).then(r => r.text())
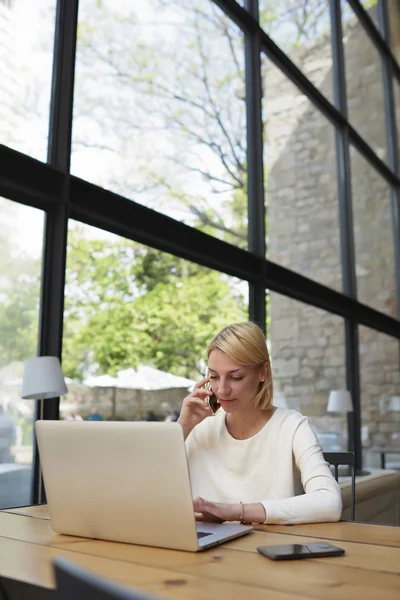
top-left (197, 531), bottom-right (213, 539)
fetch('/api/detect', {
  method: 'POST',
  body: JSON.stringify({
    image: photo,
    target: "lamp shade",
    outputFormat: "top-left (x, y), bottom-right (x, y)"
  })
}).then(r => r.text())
top-left (22, 356), bottom-right (68, 400)
top-left (327, 390), bottom-right (353, 413)
top-left (389, 396), bottom-right (400, 411)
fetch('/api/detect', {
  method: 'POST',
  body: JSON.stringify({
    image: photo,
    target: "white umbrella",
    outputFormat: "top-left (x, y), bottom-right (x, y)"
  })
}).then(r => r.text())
top-left (115, 366), bottom-right (194, 391)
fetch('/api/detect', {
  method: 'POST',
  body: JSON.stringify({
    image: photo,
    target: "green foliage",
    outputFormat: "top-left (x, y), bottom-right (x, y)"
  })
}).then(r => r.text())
top-left (63, 228), bottom-right (247, 380)
top-left (0, 232), bottom-right (41, 367)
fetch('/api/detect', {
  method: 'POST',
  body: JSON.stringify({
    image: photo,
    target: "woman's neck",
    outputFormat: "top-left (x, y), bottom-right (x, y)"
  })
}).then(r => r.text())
top-left (225, 406), bottom-right (276, 440)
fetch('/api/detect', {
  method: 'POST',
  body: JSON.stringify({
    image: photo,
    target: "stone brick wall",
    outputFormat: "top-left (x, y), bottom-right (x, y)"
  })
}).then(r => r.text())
top-left (265, 7), bottom-right (400, 466)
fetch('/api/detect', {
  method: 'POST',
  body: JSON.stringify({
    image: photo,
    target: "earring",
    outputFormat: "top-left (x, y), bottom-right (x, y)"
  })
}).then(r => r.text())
top-left (260, 378), bottom-right (264, 383)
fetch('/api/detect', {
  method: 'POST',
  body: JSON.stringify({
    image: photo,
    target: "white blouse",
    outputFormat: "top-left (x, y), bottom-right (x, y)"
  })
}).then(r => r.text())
top-left (185, 407), bottom-right (342, 524)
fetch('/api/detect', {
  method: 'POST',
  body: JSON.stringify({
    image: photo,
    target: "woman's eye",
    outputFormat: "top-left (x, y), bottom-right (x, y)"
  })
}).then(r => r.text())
top-left (232, 377), bottom-right (243, 381)
top-left (209, 375), bottom-right (217, 379)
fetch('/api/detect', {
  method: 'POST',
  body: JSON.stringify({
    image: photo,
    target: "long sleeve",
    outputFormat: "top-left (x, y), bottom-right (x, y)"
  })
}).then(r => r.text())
top-left (260, 418), bottom-right (343, 524)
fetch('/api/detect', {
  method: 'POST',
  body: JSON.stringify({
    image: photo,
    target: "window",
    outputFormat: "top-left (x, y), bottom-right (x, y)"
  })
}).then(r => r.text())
top-left (0, 197), bottom-right (44, 508)
top-left (72, 0), bottom-right (248, 249)
top-left (62, 221), bottom-right (248, 422)
top-left (262, 57), bottom-right (342, 291)
top-left (268, 291), bottom-right (346, 450)
top-left (351, 148), bottom-right (397, 317)
top-left (359, 326), bottom-right (400, 471)
top-left (0, 0), bottom-right (56, 161)
top-left (343, 2), bottom-right (388, 165)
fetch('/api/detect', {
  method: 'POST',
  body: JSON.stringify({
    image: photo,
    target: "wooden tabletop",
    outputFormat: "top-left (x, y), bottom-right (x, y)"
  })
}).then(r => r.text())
top-left (0, 505), bottom-right (399, 599)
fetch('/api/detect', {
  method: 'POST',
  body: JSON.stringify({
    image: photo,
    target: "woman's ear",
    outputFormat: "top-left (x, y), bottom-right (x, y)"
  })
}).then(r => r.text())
top-left (260, 361), bottom-right (270, 383)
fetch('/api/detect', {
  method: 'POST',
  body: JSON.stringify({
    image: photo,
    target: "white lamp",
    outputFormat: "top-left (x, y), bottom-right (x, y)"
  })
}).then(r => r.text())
top-left (327, 390), bottom-right (353, 413)
top-left (22, 356), bottom-right (68, 502)
top-left (389, 396), bottom-right (400, 412)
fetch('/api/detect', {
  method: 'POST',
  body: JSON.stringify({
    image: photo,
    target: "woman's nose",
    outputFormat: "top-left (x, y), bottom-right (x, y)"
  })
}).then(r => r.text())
top-left (217, 379), bottom-right (231, 396)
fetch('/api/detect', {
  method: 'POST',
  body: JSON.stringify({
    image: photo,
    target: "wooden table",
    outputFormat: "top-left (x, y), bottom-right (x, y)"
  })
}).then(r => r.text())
top-left (0, 505), bottom-right (399, 599)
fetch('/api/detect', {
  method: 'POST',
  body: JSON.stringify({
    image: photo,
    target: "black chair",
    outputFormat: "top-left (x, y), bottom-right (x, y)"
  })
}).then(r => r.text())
top-left (53, 557), bottom-right (161, 600)
top-left (323, 451), bottom-right (356, 522)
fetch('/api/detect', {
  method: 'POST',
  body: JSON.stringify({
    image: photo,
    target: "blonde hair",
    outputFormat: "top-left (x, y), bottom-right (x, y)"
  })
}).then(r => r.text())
top-left (207, 322), bottom-right (273, 410)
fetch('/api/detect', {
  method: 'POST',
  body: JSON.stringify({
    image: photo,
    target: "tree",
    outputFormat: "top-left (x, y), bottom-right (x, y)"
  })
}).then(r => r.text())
top-left (63, 227), bottom-right (246, 380)
top-left (0, 204), bottom-right (41, 368)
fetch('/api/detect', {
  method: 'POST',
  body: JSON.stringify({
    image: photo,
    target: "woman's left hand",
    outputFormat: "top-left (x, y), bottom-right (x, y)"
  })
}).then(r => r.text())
top-left (193, 497), bottom-right (240, 522)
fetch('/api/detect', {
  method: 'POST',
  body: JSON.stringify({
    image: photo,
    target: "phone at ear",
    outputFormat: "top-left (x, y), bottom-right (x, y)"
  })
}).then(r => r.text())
top-left (204, 382), bottom-right (221, 415)
top-left (257, 542), bottom-right (345, 561)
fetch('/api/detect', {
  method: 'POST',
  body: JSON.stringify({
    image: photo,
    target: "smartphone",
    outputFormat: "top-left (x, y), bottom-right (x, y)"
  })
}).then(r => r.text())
top-left (257, 542), bottom-right (345, 561)
top-left (205, 382), bottom-right (221, 415)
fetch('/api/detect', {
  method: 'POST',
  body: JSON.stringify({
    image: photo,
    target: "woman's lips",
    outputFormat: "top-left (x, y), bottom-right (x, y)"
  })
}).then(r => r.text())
top-left (219, 398), bottom-right (234, 404)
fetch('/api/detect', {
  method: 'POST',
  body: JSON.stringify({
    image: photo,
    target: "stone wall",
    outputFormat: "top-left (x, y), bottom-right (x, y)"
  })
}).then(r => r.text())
top-left (265, 7), bottom-right (400, 466)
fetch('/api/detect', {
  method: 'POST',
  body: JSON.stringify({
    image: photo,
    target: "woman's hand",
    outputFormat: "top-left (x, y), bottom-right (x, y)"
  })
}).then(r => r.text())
top-left (193, 497), bottom-right (241, 523)
top-left (177, 377), bottom-right (214, 440)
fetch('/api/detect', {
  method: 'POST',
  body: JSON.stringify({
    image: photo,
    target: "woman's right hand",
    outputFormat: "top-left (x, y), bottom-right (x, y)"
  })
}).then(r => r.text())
top-left (178, 377), bottom-right (214, 440)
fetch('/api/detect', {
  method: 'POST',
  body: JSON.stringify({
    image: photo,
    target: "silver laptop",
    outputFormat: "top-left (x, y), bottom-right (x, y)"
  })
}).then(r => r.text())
top-left (35, 421), bottom-right (252, 551)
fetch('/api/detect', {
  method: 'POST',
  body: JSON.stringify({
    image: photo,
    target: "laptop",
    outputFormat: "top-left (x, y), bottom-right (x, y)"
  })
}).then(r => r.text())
top-left (35, 421), bottom-right (252, 551)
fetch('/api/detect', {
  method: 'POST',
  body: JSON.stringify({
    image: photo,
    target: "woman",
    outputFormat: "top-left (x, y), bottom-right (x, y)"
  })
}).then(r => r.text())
top-left (178, 322), bottom-right (342, 525)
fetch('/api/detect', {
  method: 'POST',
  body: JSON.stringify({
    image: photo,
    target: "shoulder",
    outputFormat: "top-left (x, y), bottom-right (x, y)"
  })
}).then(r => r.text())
top-left (185, 410), bottom-right (225, 448)
top-left (271, 407), bottom-right (308, 430)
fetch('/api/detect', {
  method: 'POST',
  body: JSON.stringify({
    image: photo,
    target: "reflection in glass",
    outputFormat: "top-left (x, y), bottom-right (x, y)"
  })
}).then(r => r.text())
top-left (0, 198), bottom-right (44, 508)
top-left (351, 148), bottom-right (397, 318)
top-left (62, 221), bottom-right (248, 422)
top-left (359, 326), bottom-right (400, 472)
top-left (259, 0), bottom-right (334, 101)
top-left (72, 0), bottom-right (247, 248)
top-left (268, 291), bottom-right (346, 449)
top-left (343, 2), bottom-right (387, 164)
top-left (0, 0), bottom-right (56, 161)
top-left (262, 57), bottom-right (341, 291)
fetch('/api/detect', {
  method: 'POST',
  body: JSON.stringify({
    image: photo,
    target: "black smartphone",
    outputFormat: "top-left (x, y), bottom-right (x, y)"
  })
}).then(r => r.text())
top-left (257, 542), bottom-right (345, 561)
top-left (205, 382), bottom-right (221, 414)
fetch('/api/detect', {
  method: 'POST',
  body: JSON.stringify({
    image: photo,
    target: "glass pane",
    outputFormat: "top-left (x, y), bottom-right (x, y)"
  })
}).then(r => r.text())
top-left (343, 2), bottom-right (388, 164)
top-left (0, 197), bottom-right (44, 508)
top-left (259, 0), bottom-right (333, 101)
top-left (62, 220), bottom-right (248, 422)
top-left (0, 0), bottom-right (56, 161)
top-left (262, 57), bottom-right (342, 291)
top-left (395, 81), bottom-right (400, 162)
top-left (268, 292), bottom-right (347, 449)
top-left (72, 0), bottom-right (247, 249)
top-left (350, 148), bottom-right (397, 317)
top-left (359, 326), bottom-right (400, 475)
top-left (359, 1), bottom-right (379, 29)
top-left (388, 0), bottom-right (400, 61)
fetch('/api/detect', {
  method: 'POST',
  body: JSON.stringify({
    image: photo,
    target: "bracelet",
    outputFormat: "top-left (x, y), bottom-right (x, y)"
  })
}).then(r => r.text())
top-left (239, 500), bottom-right (248, 524)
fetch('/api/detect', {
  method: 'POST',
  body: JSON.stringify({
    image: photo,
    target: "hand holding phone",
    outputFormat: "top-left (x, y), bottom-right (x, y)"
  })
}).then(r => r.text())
top-left (257, 542), bottom-right (345, 561)
top-left (204, 382), bottom-right (221, 415)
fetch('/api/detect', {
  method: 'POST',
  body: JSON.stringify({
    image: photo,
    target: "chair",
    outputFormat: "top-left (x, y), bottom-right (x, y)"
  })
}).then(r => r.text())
top-left (53, 557), bottom-right (160, 600)
top-left (323, 451), bottom-right (356, 522)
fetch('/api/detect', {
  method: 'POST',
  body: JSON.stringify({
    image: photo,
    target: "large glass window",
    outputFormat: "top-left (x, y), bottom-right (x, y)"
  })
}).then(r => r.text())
top-left (351, 148), bottom-right (397, 318)
top-left (262, 58), bottom-right (342, 291)
top-left (359, 326), bottom-right (400, 472)
top-left (268, 291), bottom-right (347, 450)
top-left (343, 2), bottom-right (388, 164)
top-left (72, 0), bottom-right (248, 249)
top-left (259, 0), bottom-right (334, 101)
top-left (388, 0), bottom-right (400, 61)
top-left (0, 197), bottom-right (44, 508)
top-left (62, 221), bottom-right (248, 422)
top-left (0, 0), bottom-right (56, 161)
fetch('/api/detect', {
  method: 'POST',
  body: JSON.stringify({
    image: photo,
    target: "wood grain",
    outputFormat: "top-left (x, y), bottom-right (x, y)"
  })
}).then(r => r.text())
top-left (254, 521), bottom-right (400, 547)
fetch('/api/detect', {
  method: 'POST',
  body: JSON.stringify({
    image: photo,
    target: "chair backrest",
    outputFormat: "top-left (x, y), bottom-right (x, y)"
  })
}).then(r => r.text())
top-left (53, 557), bottom-right (160, 600)
top-left (323, 451), bottom-right (356, 522)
